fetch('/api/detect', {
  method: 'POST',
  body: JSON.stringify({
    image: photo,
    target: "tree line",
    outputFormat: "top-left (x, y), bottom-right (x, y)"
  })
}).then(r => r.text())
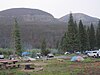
top-left (59, 13), bottom-right (100, 53)
top-left (8, 13), bottom-right (100, 56)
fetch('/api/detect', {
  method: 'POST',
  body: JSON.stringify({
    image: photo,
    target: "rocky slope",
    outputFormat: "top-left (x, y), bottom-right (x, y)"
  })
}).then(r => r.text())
top-left (59, 13), bottom-right (99, 25)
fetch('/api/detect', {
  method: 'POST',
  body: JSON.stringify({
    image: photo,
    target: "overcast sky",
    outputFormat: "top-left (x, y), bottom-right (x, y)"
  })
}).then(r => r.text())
top-left (0, 0), bottom-right (100, 18)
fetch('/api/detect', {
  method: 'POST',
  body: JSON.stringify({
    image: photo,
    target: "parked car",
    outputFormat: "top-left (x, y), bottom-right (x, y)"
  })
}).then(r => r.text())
top-left (47, 53), bottom-right (54, 58)
top-left (97, 51), bottom-right (100, 57)
top-left (75, 51), bottom-right (81, 55)
top-left (22, 56), bottom-right (36, 61)
top-left (87, 50), bottom-right (99, 57)
top-left (0, 53), bottom-right (4, 59)
top-left (84, 51), bottom-right (90, 55)
top-left (0, 54), bottom-right (4, 59)
top-left (64, 52), bottom-right (70, 54)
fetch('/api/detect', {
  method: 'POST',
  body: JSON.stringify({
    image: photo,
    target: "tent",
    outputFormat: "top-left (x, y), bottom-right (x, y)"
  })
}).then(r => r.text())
top-left (22, 52), bottom-right (30, 56)
top-left (71, 56), bottom-right (84, 62)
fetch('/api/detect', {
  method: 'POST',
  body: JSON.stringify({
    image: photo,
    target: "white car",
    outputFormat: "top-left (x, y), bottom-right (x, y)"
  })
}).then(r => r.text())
top-left (47, 53), bottom-right (54, 58)
top-left (64, 52), bottom-right (70, 54)
top-left (0, 55), bottom-right (4, 59)
top-left (97, 51), bottom-right (100, 57)
top-left (87, 50), bottom-right (99, 57)
top-left (22, 56), bottom-right (36, 61)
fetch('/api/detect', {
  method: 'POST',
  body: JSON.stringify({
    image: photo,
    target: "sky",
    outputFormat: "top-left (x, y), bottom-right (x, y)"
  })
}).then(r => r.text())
top-left (0, 0), bottom-right (100, 18)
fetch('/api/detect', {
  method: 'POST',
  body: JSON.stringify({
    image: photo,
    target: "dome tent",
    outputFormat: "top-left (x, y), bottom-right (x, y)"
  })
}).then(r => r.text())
top-left (22, 52), bottom-right (30, 56)
top-left (71, 56), bottom-right (84, 62)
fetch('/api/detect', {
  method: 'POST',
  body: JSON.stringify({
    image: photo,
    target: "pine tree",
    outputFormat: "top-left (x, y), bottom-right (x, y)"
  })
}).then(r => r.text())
top-left (73, 21), bottom-right (80, 50)
top-left (86, 27), bottom-right (90, 50)
top-left (13, 18), bottom-right (22, 56)
top-left (96, 20), bottom-right (100, 49)
top-left (74, 21), bottom-right (78, 34)
top-left (41, 38), bottom-right (46, 52)
top-left (66, 13), bottom-right (79, 52)
top-left (78, 20), bottom-right (89, 51)
top-left (89, 23), bottom-right (96, 49)
top-left (55, 40), bottom-right (59, 50)
top-left (41, 38), bottom-right (50, 56)
top-left (60, 32), bottom-right (67, 53)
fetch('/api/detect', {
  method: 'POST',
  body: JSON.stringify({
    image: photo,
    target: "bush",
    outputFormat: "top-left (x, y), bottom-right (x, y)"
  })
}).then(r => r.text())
top-left (42, 49), bottom-right (50, 56)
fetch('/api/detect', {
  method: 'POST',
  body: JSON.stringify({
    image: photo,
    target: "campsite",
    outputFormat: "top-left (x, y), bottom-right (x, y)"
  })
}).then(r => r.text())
top-left (0, 52), bottom-right (100, 75)
top-left (0, 1), bottom-right (100, 75)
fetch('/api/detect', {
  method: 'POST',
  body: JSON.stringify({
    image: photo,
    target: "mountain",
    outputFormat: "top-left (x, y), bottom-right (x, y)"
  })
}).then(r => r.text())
top-left (0, 8), bottom-right (62, 24)
top-left (0, 8), bottom-right (99, 49)
top-left (0, 8), bottom-right (66, 49)
top-left (59, 13), bottom-right (99, 26)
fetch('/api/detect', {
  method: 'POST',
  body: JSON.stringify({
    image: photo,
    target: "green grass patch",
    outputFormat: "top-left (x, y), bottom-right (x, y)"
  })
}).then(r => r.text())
top-left (0, 57), bottom-right (100, 75)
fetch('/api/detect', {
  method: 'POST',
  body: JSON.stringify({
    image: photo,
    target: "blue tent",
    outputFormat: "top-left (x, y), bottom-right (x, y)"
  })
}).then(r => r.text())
top-left (22, 52), bottom-right (30, 56)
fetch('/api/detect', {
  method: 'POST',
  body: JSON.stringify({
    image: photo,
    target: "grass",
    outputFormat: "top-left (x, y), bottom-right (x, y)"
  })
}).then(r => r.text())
top-left (0, 57), bottom-right (100, 75)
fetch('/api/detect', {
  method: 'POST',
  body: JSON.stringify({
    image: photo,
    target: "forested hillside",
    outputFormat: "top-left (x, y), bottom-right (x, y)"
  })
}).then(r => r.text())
top-left (0, 8), bottom-right (99, 49)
